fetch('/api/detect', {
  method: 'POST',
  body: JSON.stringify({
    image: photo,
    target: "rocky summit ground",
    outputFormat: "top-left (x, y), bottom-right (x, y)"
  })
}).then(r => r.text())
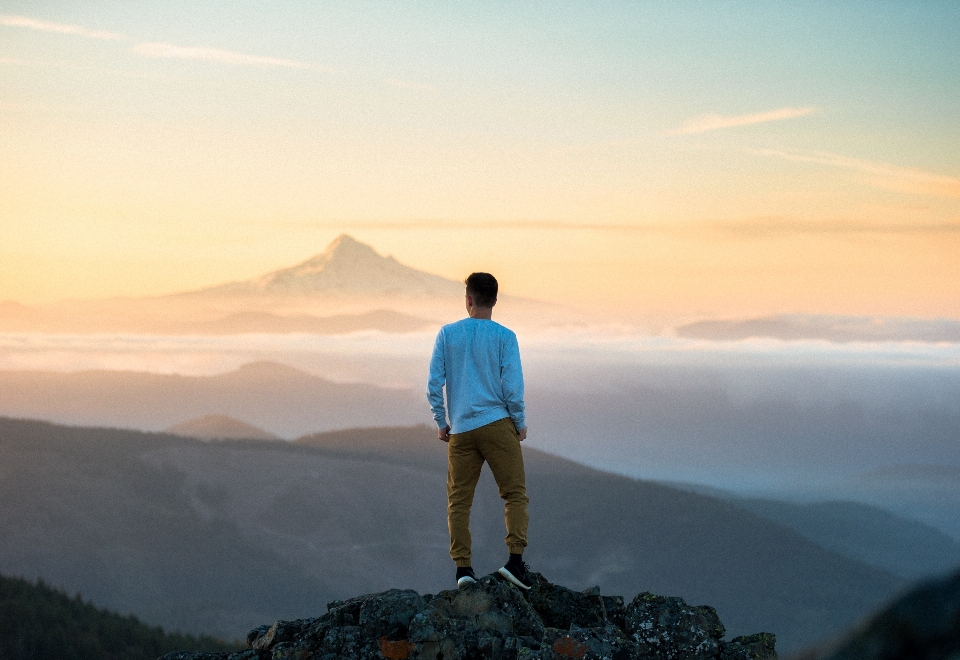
top-left (158, 573), bottom-right (776, 660)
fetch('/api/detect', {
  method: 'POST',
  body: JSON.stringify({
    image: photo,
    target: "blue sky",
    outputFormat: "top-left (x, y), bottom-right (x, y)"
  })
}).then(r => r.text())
top-left (1, 1), bottom-right (958, 318)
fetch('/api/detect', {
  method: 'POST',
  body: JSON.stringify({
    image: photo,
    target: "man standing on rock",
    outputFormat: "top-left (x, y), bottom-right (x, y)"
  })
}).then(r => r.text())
top-left (427, 272), bottom-right (533, 590)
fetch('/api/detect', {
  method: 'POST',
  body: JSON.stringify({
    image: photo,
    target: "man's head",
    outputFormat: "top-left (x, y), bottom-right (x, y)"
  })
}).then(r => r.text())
top-left (465, 272), bottom-right (498, 309)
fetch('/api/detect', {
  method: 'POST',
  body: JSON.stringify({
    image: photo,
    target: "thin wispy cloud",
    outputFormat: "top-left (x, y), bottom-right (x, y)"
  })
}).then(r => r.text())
top-left (714, 216), bottom-right (960, 237)
top-left (275, 220), bottom-right (665, 232)
top-left (1, 14), bottom-right (332, 72)
top-left (272, 217), bottom-right (960, 238)
top-left (384, 78), bottom-right (435, 91)
top-left (0, 14), bottom-right (127, 41)
top-left (752, 147), bottom-right (960, 199)
top-left (672, 107), bottom-right (818, 135)
top-left (132, 42), bottom-right (333, 72)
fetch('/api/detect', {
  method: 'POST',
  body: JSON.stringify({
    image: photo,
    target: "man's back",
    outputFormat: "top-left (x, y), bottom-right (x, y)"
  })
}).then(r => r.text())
top-left (427, 317), bottom-right (525, 435)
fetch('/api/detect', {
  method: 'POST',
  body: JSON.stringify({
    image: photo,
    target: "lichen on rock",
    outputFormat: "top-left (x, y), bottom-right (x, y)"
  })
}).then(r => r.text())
top-left (624, 592), bottom-right (726, 660)
top-left (159, 573), bottom-right (776, 660)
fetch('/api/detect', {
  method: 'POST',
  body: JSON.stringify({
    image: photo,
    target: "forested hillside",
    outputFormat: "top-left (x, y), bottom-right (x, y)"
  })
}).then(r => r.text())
top-left (0, 574), bottom-right (238, 660)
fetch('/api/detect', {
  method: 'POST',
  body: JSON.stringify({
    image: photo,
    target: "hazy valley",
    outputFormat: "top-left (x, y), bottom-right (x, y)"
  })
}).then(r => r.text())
top-left (0, 417), bottom-right (922, 653)
top-left (3, 351), bottom-right (958, 540)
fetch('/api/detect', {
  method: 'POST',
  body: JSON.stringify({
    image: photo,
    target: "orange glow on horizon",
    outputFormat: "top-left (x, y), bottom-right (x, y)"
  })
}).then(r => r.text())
top-left (2, 5), bottom-right (959, 322)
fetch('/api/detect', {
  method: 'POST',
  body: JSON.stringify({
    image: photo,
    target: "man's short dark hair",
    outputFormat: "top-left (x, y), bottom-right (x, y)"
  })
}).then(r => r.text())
top-left (465, 272), bottom-right (498, 308)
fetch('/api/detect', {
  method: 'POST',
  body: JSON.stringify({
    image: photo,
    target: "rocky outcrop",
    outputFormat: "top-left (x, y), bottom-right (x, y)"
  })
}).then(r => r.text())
top-left (159, 573), bottom-right (776, 660)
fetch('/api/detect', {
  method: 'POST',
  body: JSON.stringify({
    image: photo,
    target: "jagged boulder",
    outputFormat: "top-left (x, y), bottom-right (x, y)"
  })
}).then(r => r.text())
top-left (540, 625), bottom-right (638, 660)
top-left (624, 592), bottom-right (726, 660)
top-left (159, 574), bottom-right (776, 660)
top-left (720, 634), bottom-right (778, 660)
top-left (527, 581), bottom-right (607, 630)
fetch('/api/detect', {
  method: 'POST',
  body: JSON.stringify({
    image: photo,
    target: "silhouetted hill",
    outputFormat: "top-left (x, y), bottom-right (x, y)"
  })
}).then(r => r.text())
top-left (0, 417), bottom-right (905, 652)
top-left (165, 416), bottom-right (281, 442)
top-left (0, 573), bottom-right (238, 660)
top-left (795, 567), bottom-right (960, 660)
top-left (294, 424), bottom-right (445, 461)
top-left (826, 464), bottom-right (960, 540)
top-left (0, 362), bottom-right (425, 437)
top-left (731, 499), bottom-right (960, 580)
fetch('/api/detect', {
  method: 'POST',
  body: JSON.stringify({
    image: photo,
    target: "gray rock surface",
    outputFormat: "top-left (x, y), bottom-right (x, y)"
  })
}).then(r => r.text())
top-left (624, 593), bottom-right (725, 660)
top-left (159, 573), bottom-right (776, 660)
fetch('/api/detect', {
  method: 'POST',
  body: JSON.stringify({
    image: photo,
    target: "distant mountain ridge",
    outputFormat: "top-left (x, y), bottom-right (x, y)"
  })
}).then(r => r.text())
top-left (829, 464), bottom-right (960, 540)
top-left (192, 235), bottom-right (460, 298)
top-left (0, 235), bottom-right (559, 332)
top-left (166, 415), bottom-right (281, 442)
top-left (728, 498), bottom-right (960, 579)
top-left (675, 314), bottom-right (960, 343)
top-left (0, 361), bottom-right (426, 437)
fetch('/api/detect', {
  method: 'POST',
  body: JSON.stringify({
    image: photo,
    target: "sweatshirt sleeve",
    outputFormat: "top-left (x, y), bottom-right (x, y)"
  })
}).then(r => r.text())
top-left (426, 329), bottom-right (448, 429)
top-left (500, 331), bottom-right (526, 430)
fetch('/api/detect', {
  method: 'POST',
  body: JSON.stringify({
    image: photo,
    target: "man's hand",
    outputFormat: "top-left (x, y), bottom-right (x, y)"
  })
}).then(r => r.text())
top-left (438, 425), bottom-right (451, 443)
top-left (519, 427), bottom-right (527, 442)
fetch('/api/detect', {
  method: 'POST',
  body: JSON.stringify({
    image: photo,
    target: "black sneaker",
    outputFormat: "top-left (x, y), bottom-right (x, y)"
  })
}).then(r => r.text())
top-left (456, 566), bottom-right (477, 588)
top-left (498, 559), bottom-right (533, 590)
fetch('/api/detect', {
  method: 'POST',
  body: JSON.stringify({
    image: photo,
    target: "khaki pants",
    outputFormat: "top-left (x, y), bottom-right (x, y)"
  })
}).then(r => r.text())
top-left (447, 417), bottom-right (529, 567)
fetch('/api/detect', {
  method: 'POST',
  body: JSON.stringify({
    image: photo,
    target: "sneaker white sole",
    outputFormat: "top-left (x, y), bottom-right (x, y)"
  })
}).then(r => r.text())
top-left (457, 576), bottom-right (477, 588)
top-left (498, 567), bottom-right (532, 590)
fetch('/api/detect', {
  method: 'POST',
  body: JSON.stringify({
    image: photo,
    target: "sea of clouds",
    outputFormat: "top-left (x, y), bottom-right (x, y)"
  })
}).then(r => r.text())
top-left (2, 328), bottom-right (959, 493)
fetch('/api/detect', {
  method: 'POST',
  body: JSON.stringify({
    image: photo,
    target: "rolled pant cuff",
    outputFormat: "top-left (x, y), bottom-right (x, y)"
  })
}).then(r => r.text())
top-left (507, 544), bottom-right (526, 555)
top-left (455, 559), bottom-right (473, 568)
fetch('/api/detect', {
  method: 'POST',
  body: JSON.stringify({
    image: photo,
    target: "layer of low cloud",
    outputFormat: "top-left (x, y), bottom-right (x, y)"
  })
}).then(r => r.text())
top-left (2, 328), bottom-right (958, 380)
top-left (0, 14), bottom-right (126, 41)
top-left (672, 106), bottom-right (818, 135)
top-left (132, 42), bottom-right (331, 71)
top-left (753, 147), bottom-right (960, 199)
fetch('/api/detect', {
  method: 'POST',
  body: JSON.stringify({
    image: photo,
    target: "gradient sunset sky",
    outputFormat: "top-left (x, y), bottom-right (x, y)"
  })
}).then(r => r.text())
top-left (1, 1), bottom-right (958, 320)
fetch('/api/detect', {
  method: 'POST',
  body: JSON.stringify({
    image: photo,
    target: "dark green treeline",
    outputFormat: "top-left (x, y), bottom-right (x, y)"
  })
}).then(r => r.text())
top-left (0, 574), bottom-right (239, 660)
